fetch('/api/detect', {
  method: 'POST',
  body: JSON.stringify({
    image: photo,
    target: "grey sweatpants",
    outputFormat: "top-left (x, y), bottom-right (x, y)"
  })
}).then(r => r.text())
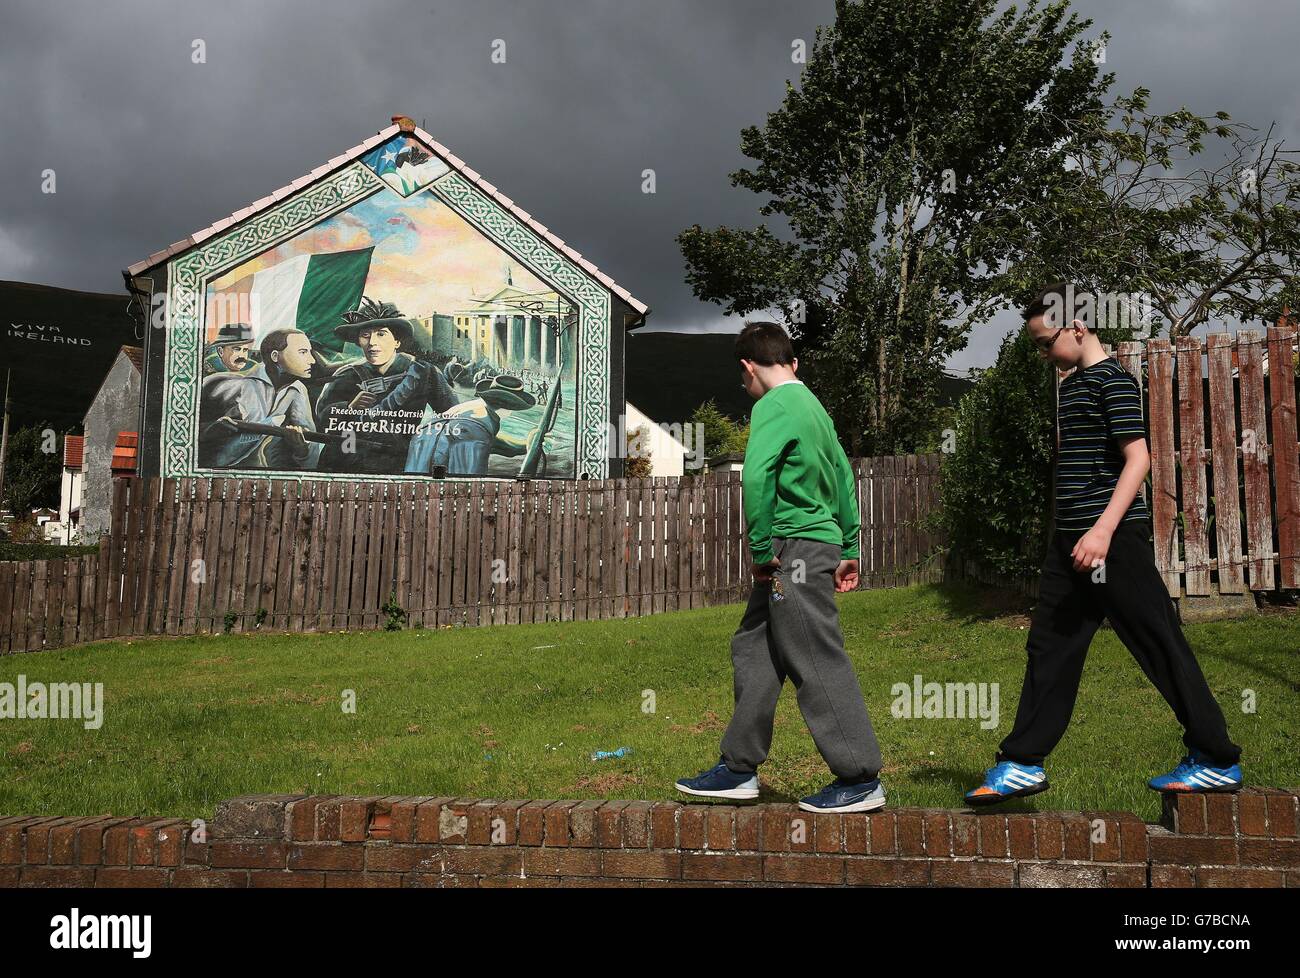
top-left (719, 536), bottom-right (883, 781)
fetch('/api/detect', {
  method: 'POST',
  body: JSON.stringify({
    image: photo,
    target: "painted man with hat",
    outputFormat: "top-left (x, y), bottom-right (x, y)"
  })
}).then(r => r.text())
top-left (405, 373), bottom-right (550, 476)
top-left (202, 322), bottom-right (256, 375)
top-left (315, 297), bottom-right (459, 474)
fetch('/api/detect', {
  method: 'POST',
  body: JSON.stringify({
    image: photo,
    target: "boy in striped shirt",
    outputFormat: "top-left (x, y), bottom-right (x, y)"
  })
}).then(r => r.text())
top-left (966, 283), bottom-right (1243, 804)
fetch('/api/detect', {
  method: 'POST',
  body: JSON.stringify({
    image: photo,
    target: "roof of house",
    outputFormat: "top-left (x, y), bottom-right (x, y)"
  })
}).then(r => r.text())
top-left (124, 118), bottom-right (649, 317)
top-left (63, 434), bottom-right (84, 469)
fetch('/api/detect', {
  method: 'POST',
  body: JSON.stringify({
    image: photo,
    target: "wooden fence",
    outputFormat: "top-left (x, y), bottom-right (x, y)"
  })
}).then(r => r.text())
top-left (1112, 327), bottom-right (1299, 598)
top-left (0, 455), bottom-right (943, 654)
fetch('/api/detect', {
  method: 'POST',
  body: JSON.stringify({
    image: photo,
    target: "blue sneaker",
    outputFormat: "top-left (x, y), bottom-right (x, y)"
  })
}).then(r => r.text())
top-left (798, 777), bottom-right (886, 813)
top-left (675, 756), bottom-right (760, 801)
top-left (1148, 751), bottom-right (1243, 793)
top-left (965, 761), bottom-right (1049, 806)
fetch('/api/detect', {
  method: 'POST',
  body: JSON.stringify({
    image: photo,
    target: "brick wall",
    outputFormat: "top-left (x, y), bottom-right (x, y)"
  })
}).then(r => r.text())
top-left (2, 789), bottom-right (1297, 888)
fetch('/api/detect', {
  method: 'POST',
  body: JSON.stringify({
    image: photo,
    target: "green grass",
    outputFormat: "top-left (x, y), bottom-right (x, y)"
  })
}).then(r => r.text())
top-left (1, 582), bottom-right (1296, 823)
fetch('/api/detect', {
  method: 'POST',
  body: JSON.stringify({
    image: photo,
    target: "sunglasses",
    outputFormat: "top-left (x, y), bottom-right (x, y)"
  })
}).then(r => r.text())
top-left (1035, 326), bottom-right (1065, 352)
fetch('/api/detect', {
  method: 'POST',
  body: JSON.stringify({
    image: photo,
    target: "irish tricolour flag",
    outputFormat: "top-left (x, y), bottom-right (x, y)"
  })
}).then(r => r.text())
top-left (206, 247), bottom-right (374, 355)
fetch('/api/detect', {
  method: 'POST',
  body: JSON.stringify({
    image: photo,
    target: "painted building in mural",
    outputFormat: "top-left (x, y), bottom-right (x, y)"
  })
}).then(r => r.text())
top-left (122, 117), bottom-right (650, 483)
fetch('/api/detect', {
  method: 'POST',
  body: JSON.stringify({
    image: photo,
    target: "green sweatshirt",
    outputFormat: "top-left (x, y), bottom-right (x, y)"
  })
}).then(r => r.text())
top-left (741, 380), bottom-right (861, 566)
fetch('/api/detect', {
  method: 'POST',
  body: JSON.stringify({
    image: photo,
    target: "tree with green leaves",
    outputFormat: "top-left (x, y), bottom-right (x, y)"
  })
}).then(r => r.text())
top-left (1, 422), bottom-right (62, 519)
top-left (679, 0), bottom-right (1114, 455)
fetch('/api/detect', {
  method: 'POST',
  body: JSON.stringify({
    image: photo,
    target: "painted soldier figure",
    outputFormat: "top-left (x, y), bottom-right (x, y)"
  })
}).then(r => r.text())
top-left (405, 374), bottom-right (545, 476)
top-left (315, 298), bottom-right (458, 474)
top-left (202, 322), bottom-right (255, 376)
top-left (198, 328), bottom-right (323, 470)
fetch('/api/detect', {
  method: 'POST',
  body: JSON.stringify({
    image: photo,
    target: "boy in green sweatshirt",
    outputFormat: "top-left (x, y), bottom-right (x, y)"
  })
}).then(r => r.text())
top-left (674, 321), bottom-right (886, 813)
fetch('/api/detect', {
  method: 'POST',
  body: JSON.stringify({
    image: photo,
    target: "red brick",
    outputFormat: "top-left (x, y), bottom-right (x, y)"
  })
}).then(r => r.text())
top-left (707, 807), bottom-right (738, 851)
top-left (764, 854), bottom-right (845, 885)
top-left (977, 815), bottom-right (1008, 858)
top-left (96, 868), bottom-right (168, 888)
top-left (868, 812), bottom-right (896, 855)
top-left (1007, 817), bottom-right (1036, 860)
top-left (102, 824), bottom-right (130, 866)
top-left (287, 796), bottom-right (335, 841)
top-left (569, 800), bottom-right (603, 848)
top-left (516, 801), bottom-right (553, 846)
top-left (76, 818), bottom-right (130, 866)
top-left (466, 799), bottom-right (501, 845)
top-left (735, 806), bottom-right (761, 851)
top-left (324, 871), bottom-right (403, 888)
top-left (930, 860), bottom-right (1014, 888)
top-left (413, 797), bottom-right (456, 843)
top-left (1151, 864), bottom-right (1194, 887)
top-left (0, 823), bottom-right (26, 864)
top-left (289, 844), bottom-right (364, 872)
top-left (48, 822), bottom-right (80, 864)
top-left (895, 812), bottom-right (924, 856)
top-left (601, 850), bottom-right (681, 880)
top-left (522, 847), bottom-right (601, 877)
top-left (340, 798), bottom-right (379, 842)
top-left (1102, 865), bottom-right (1147, 888)
top-left (19, 866), bottom-right (96, 887)
top-left (650, 802), bottom-right (680, 849)
top-left (845, 857), bottom-right (930, 886)
top-left (678, 806), bottom-right (706, 850)
top-left (1264, 791), bottom-right (1298, 838)
top-left (172, 869), bottom-right (248, 888)
top-left (130, 819), bottom-right (174, 866)
top-left (1238, 792), bottom-right (1269, 837)
top-left (387, 797), bottom-right (425, 844)
top-left (812, 813), bottom-right (842, 854)
top-left (156, 822), bottom-right (187, 867)
top-left (1019, 862), bottom-right (1107, 887)
top-left (1035, 815), bottom-right (1064, 860)
top-left (843, 813), bottom-right (869, 854)
top-left (544, 801), bottom-right (579, 847)
top-left (682, 852), bottom-right (763, 882)
top-left (315, 798), bottom-right (344, 841)
top-left (488, 801), bottom-right (526, 845)
top-left (1238, 838), bottom-right (1300, 868)
top-left (1195, 867), bottom-right (1283, 887)
top-left (951, 813), bottom-right (977, 856)
top-left (1087, 815), bottom-right (1122, 862)
top-left (760, 806), bottom-right (799, 852)
top-left (1061, 817), bottom-right (1091, 860)
top-left (363, 844), bottom-right (441, 874)
top-left (443, 847), bottom-right (523, 876)
top-left (1120, 818), bottom-right (1149, 863)
top-left (597, 801), bottom-right (629, 847)
top-left (1148, 833), bottom-right (1237, 866)
top-left (1170, 793), bottom-right (1206, 835)
top-left (1204, 793), bottom-right (1235, 835)
top-left (621, 801), bottom-right (654, 848)
top-left (208, 842), bottom-right (288, 869)
top-left (923, 812), bottom-right (951, 857)
top-left (249, 870), bottom-right (325, 888)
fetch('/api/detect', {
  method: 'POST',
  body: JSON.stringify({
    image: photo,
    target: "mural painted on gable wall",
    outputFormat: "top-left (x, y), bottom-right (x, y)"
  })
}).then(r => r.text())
top-left (196, 135), bottom-right (575, 479)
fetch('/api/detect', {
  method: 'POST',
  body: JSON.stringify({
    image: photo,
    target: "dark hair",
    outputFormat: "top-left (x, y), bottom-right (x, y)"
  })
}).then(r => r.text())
top-left (735, 320), bottom-right (795, 366)
top-left (1022, 281), bottom-right (1095, 331)
top-left (261, 328), bottom-right (307, 366)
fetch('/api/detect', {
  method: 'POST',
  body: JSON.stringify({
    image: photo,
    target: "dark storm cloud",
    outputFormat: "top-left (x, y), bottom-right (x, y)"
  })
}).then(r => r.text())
top-left (0, 0), bottom-right (1296, 370)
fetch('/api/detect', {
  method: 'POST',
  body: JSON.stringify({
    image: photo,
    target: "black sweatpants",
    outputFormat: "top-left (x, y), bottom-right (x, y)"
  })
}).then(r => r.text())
top-left (997, 519), bottom-right (1241, 769)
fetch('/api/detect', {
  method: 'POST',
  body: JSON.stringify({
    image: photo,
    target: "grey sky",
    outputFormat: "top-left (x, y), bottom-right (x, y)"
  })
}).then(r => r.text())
top-left (1, 0), bottom-right (1296, 371)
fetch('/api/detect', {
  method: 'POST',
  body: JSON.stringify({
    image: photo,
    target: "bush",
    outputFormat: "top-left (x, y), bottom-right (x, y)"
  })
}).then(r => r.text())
top-left (939, 330), bottom-right (1055, 578)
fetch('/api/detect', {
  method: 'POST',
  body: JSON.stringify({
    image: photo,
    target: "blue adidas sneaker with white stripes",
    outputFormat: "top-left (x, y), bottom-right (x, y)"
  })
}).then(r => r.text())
top-left (1148, 751), bottom-right (1243, 793)
top-left (964, 761), bottom-right (1050, 806)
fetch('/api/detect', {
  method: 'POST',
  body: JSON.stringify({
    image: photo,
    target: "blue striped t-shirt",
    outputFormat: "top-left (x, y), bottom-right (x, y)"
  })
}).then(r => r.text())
top-left (1055, 358), bottom-right (1149, 532)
